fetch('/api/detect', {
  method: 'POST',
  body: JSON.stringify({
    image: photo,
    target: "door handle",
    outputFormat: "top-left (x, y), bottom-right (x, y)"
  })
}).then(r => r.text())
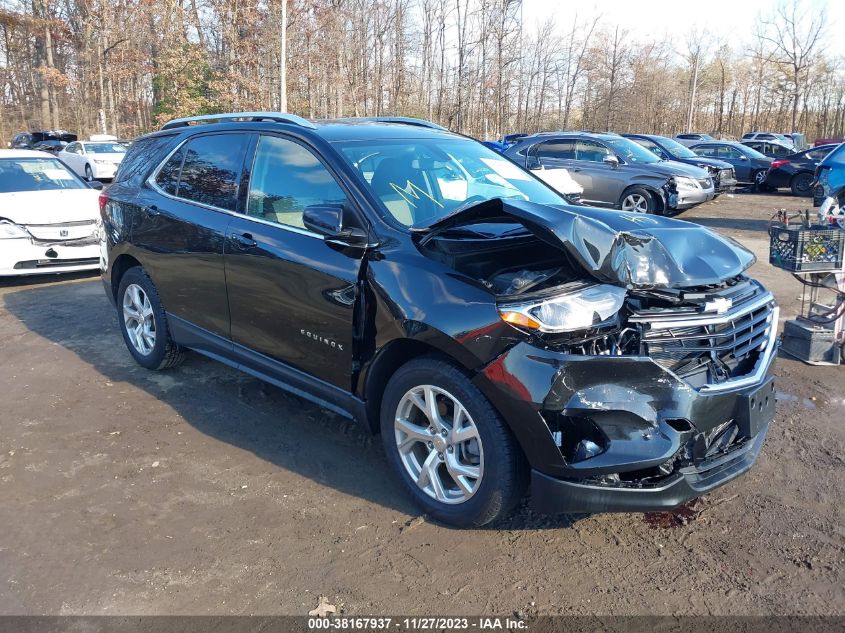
top-left (144, 205), bottom-right (160, 216)
top-left (230, 232), bottom-right (257, 249)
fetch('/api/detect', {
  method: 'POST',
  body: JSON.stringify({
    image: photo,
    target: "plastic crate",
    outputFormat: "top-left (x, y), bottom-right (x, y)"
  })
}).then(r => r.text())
top-left (768, 224), bottom-right (845, 272)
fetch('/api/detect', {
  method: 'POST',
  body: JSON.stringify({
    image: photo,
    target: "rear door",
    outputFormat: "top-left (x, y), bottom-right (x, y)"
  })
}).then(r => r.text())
top-left (525, 139), bottom-right (582, 195)
top-left (224, 133), bottom-right (365, 390)
top-left (133, 132), bottom-right (251, 340)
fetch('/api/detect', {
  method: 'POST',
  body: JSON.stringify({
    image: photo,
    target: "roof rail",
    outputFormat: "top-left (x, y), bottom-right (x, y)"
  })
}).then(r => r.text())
top-left (339, 116), bottom-right (447, 131)
top-left (161, 112), bottom-right (316, 131)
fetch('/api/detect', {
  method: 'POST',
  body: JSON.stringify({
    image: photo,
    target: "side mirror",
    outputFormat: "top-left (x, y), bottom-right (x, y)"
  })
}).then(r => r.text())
top-left (88, 180), bottom-right (104, 190)
top-left (603, 155), bottom-right (620, 168)
top-left (303, 204), bottom-right (343, 235)
top-left (303, 204), bottom-right (373, 248)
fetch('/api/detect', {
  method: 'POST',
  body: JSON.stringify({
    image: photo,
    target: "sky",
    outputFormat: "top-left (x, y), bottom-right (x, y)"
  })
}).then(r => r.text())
top-left (522, 0), bottom-right (842, 58)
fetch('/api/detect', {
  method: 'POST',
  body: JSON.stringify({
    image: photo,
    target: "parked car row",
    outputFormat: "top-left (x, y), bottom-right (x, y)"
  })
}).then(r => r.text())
top-left (503, 132), bottom-right (718, 214)
top-left (486, 128), bottom-right (843, 203)
top-left (10, 130), bottom-right (129, 182)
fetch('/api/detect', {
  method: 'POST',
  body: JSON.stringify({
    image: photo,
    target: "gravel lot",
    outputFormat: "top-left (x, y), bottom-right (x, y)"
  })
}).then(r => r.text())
top-left (1, 192), bottom-right (843, 616)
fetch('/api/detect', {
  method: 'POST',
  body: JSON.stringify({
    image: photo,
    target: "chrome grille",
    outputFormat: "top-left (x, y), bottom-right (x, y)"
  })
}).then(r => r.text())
top-left (631, 284), bottom-right (777, 390)
top-left (697, 178), bottom-right (712, 188)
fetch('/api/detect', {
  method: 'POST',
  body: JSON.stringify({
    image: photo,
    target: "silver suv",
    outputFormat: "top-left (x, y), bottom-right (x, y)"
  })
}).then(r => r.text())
top-left (504, 132), bottom-right (715, 214)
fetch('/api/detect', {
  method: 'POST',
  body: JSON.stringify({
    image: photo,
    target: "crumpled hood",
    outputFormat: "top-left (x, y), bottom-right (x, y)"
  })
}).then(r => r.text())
top-left (415, 198), bottom-right (756, 289)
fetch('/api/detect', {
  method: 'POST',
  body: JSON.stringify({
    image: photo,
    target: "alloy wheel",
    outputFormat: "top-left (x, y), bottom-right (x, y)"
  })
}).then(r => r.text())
top-left (621, 193), bottom-right (649, 213)
top-left (122, 283), bottom-right (156, 356)
top-left (754, 170), bottom-right (767, 185)
top-left (393, 385), bottom-right (484, 504)
top-left (794, 173), bottom-right (813, 195)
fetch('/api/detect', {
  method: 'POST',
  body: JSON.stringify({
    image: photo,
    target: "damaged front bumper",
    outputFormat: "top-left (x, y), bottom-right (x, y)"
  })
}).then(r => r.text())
top-left (0, 237), bottom-right (100, 276)
top-left (476, 322), bottom-right (778, 515)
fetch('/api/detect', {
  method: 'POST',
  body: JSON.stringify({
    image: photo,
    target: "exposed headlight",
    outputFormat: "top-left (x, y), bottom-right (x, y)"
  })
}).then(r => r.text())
top-left (0, 220), bottom-right (29, 239)
top-left (674, 176), bottom-right (700, 190)
top-left (498, 284), bottom-right (627, 333)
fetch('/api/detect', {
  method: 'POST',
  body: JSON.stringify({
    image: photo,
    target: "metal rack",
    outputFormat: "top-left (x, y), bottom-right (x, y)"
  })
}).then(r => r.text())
top-left (769, 210), bottom-right (845, 365)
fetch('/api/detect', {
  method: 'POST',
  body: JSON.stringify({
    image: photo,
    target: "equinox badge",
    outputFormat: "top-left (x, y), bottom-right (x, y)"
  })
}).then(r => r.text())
top-left (300, 329), bottom-right (344, 351)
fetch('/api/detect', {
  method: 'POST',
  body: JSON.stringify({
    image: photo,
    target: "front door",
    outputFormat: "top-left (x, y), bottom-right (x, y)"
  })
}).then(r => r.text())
top-left (224, 134), bottom-right (364, 390)
top-left (574, 139), bottom-right (627, 205)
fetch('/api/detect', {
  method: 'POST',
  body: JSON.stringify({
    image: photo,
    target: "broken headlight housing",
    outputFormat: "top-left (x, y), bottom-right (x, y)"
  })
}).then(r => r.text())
top-left (674, 175), bottom-right (702, 191)
top-left (0, 220), bottom-right (29, 239)
top-left (498, 284), bottom-right (627, 333)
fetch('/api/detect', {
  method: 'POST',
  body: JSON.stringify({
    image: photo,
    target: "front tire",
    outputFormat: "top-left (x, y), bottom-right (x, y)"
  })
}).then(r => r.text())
top-left (117, 267), bottom-right (185, 370)
top-left (380, 357), bottom-right (527, 527)
top-left (620, 187), bottom-right (655, 213)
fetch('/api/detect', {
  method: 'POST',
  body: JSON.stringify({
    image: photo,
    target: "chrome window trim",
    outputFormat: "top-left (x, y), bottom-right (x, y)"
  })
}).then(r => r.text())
top-left (146, 135), bottom-right (324, 240)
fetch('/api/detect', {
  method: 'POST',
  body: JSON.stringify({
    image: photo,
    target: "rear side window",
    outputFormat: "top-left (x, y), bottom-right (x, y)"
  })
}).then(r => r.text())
top-left (176, 134), bottom-right (249, 211)
top-left (116, 134), bottom-right (178, 185)
top-left (155, 146), bottom-right (185, 195)
top-left (536, 140), bottom-right (576, 160)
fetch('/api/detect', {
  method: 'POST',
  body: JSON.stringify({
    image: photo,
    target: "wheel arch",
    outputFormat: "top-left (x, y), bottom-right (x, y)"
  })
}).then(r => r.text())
top-left (360, 338), bottom-right (464, 434)
top-left (620, 183), bottom-right (664, 213)
top-left (110, 253), bottom-right (143, 302)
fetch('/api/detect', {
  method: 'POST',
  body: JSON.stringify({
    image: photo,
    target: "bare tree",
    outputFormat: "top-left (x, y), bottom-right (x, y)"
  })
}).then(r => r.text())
top-left (760, 0), bottom-right (827, 132)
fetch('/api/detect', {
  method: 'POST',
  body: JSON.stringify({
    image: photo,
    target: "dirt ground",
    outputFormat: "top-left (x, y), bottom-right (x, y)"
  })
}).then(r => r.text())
top-left (1, 192), bottom-right (843, 617)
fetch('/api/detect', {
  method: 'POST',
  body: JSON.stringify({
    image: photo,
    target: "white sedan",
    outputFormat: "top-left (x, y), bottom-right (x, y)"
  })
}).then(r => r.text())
top-left (58, 140), bottom-right (127, 181)
top-left (0, 149), bottom-right (102, 276)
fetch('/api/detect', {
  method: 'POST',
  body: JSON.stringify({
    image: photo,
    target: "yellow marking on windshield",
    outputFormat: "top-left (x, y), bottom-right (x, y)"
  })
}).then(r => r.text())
top-left (389, 180), bottom-right (445, 209)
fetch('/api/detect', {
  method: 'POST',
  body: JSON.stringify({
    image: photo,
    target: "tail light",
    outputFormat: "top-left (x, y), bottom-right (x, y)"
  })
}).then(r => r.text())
top-left (98, 191), bottom-right (109, 215)
top-left (770, 159), bottom-right (789, 169)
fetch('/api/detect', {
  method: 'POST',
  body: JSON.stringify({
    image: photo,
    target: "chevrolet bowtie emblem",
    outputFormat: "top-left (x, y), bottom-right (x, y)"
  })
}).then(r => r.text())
top-left (704, 297), bottom-right (732, 314)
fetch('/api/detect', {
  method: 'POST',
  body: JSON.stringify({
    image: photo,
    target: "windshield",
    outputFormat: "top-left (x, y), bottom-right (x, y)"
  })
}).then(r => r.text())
top-left (85, 142), bottom-right (127, 154)
top-left (335, 138), bottom-right (565, 227)
top-left (655, 136), bottom-right (698, 158)
top-left (0, 158), bottom-right (87, 193)
top-left (604, 137), bottom-right (661, 164)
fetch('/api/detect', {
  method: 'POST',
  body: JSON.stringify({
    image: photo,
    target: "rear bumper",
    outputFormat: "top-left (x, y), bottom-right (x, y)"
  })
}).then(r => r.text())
top-left (531, 422), bottom-right (769, 514)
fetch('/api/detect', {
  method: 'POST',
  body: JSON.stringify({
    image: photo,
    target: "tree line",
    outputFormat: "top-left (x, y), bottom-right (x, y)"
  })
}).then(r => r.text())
top-left (0, 0), bottom-right (840, 144)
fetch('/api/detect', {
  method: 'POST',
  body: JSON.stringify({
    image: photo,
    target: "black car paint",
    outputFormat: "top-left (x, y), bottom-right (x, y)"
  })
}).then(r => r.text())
top-left (689, 141), bottom-right (773, 184)
top-left (764, 144), bottom-right (837, 194)
top-left (622, 134), bottom-right (737, 192)
top-left (100, 119), bottom-right (777, 514)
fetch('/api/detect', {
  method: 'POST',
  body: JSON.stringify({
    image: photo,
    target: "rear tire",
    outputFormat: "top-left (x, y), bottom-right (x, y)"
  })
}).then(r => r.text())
top-left (752, 169), bottom-right (769, 192)
top-left (619, 187), bottom-right (655, 213)
top-left (790, 172), bottom-right (814, 197)
top-left (84, 164), bottom-right (94, 182)
top-left (380, 357), bottom-right (527, 527)
top-left (117, 267), bottom-right (185, 370)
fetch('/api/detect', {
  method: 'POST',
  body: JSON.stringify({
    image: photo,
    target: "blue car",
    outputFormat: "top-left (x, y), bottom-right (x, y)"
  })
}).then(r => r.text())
top-left (813, 141), bottom-right (845, 206)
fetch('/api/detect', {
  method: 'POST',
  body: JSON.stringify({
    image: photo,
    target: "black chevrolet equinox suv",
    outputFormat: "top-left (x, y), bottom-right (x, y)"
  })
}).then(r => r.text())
top-left (100, 113), bottom-right (779, 527)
